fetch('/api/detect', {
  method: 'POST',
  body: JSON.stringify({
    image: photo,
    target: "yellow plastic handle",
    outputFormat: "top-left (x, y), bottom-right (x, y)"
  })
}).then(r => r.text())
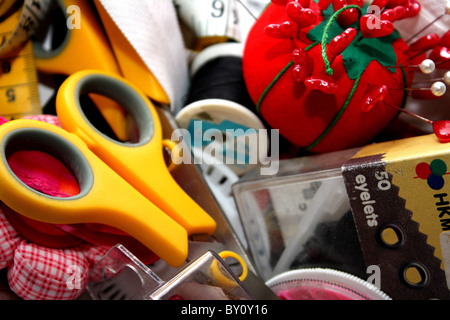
top-left (33, 0), bottom-right (169, 106)
top-left (219, 251), bottom-right (248, 282)
top-left (33, 0), bottom-right (120, 76)
top-left (210, 251), bottom-right (248, 286)
top-left (0, 119), bottom-right (188, 267)
top-left (33, 0), bottom-right (129, 141)
top-left (162, 139), bottom-right (180, 173)
top-left (55, 70), bottom-right (217, 236)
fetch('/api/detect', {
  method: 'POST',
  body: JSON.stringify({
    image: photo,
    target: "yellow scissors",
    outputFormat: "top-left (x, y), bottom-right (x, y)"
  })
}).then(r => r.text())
top-left (0, 69), bottom-right (216, 268)
top-left (33, 0), bottom-right (169, 141)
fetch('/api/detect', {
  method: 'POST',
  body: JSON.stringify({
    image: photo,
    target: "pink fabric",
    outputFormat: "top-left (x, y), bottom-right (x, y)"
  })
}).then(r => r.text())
top-left (22, 114), bottom-right (62, 127)
top-left (8, 115), bottom-right (79, 198)
top-left (278, 287), bottom-right (353, 300)
top-left (8, 150), bottom-right (81, 198)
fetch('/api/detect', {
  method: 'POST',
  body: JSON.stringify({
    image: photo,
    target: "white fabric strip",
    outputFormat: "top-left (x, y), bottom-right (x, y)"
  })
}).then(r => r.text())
top-left (98, 0), bottom-right (190, 113)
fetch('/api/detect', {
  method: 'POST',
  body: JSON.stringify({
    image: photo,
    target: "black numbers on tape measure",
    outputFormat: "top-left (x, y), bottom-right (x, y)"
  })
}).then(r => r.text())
top-left (21, 0), bottom-right (49, 34)
top-left (211, 0), bottom-right (225, 18)
top-left (21, 16), bottom-right (35, 33)
top-left (6, 88), bottom-right (15, 102)
top-left (232, 6), bottom-right (239, 24)
top-left (31, 0), bottom-right (42, 10)
top-left (1, 60), bottom-right (11, 74)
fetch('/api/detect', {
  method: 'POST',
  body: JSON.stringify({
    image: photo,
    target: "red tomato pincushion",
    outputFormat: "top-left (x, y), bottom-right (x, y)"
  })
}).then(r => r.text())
top-left (243, 0), bottom-right (423, 153)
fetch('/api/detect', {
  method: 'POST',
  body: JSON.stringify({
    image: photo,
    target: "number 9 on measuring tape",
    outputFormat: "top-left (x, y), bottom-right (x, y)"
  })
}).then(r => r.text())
top-left (173, 0), bottom-right (241, 51)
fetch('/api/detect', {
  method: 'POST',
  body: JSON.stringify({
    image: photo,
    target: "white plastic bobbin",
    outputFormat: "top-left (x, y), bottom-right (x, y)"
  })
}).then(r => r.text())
top-left (266, 268), bottom-right (392, 300)
top-left (179, 41), bottom-right (268, 176)
top-left (176, 98), bottom-right (269, 176)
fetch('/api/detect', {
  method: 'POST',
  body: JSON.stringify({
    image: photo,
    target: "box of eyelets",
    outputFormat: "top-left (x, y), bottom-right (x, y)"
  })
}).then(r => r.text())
top-left (342, 133), bottom-right (450, 300)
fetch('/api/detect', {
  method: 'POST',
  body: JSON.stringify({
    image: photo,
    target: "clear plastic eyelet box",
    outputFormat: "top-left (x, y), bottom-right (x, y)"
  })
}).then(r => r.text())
top-left (87, 244), bottom-right (253, 300)
top-left (232, 148), bottom-right (367, 281)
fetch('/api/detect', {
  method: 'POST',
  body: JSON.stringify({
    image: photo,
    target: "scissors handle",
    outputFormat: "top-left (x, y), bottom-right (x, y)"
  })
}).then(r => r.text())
top-left (56, 70), bottom-right (217, 236)
top-left (33, 0), bottom-right (120, 76)
top-left (0, 119), bottom-right (188, 267)
top-left (33, 0), bottom-right (169, 106)
top-left (33, 0), bottom-right (130, 141)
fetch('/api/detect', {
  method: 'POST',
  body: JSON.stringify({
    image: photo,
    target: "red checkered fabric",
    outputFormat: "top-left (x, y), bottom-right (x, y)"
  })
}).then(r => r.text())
top-left (0, 212), bottom-right (21, 270)
top-left (0, 114), bottom-right (111, 300)
top-left (0, 208), bottom-right (110, 300)
top-left (8, 241), bottom-right (90, 300)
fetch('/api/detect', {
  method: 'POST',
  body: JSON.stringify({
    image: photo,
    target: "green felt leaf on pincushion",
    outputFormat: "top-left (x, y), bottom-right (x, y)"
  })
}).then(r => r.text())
top-left (307, 3), bottom-right (401, 80)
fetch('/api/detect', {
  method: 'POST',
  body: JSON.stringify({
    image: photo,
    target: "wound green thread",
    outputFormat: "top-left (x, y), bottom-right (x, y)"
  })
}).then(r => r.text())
top-left (305, 41), bottom-right (319, 51)
top-left (304, 75), bottom-right (361, 151)
top-left (321, 4), bottom-right (362, 76)
top-left (256, 61), bottom-right (293, 113)
top-left (256, 41), bottom-right (319, 113)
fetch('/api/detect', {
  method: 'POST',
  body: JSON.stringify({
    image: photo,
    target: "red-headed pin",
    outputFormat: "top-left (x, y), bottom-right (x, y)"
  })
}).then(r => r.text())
top-left (292, 48), bottom-right (313, 82)
top-left (286, 1), bottom-right (317, 29)
top-left (332, 0), bottom-right (361, 26)
top-left (304, 75), bottom-right (339, 94)
top-left (361, 84), bottom-right (450, 143)
top-left (265, 21), bottom-right (298, 38)
top-left (360, 14), bottom-right (394, 38)
top-left (328, 27), bottom-right (357, 60)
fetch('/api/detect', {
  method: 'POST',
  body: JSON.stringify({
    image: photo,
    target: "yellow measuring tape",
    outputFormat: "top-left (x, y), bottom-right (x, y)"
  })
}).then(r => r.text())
top-left (0, 0), bottom-right (52, 119)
